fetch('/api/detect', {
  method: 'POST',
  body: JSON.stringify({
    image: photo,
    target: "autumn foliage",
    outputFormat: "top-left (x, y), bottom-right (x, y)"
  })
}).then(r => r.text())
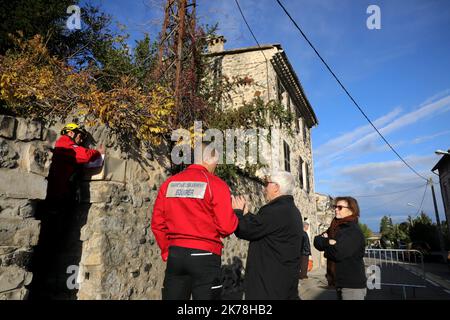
top-left (0, 33), bottom-right (174, 144)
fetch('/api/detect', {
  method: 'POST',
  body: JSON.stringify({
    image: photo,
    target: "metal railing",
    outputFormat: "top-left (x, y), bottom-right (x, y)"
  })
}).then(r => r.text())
top-left (365, 248), bottom-right (427, 299)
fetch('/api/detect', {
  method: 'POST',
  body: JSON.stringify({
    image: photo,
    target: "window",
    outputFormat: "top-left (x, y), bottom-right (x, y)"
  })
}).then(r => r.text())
top-left (299, 157), bottom-right (304, 189)
top-left (303, 121), bottom-right (308, 143)
top-left (305, 163), bottom-right (310, 193)
top-left (277, 77), bottom-right (285, 103)
top-left (299, 118), bottom-right (305, 141)
top-left (212, 57), bottom-right (222, 84)
top-left (283, 141), bottom-right (291, 172)
top-left (212, 57), bottom-right (223, 108)
top-left (287, 95), bottom-right (291, 113)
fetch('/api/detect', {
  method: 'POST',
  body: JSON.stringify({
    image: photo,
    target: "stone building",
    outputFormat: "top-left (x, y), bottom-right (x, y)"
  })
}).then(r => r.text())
top-left (315, 193), bottom-right (334, 233)
top-left (314, 192), bottom-right (335, 268)
top-left (206, 36), bottom-right (318, 218)
top-left (432, 149), bottom-right (450, 238)
top-left (206, 37), bottom-right (323, 267)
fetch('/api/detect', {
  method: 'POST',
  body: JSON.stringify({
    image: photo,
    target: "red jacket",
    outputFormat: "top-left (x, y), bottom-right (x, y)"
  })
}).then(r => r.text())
top-left (151, 164), bottom-right (238, 261)
top-left (46, 135), bottom-right (101, 200)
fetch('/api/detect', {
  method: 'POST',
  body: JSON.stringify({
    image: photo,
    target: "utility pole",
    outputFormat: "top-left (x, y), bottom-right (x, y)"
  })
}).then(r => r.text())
top-left (429, 177), bottom-right (447, 260)
top-left (155, 0), bottom-right (198, 128)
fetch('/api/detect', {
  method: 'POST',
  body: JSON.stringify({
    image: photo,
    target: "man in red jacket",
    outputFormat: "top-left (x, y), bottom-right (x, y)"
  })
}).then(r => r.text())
top-left (31, 123), bottom-right (104, 299)
top-left (46, 123), bottom-right (104, 202)
top-left (151, 143), bottom-right (238, 300)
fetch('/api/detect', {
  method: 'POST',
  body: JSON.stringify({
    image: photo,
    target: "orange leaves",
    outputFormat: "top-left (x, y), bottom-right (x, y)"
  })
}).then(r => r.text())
top-left (75, 77), bottom-right (175, 144)
top-left (0, 34), bottom-right (73, 112)
top-left (0, 34), bottom-right (174, 144)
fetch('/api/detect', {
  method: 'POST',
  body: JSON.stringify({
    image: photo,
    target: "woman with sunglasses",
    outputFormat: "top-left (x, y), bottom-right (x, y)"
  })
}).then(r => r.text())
top-left (314, 197), bottom-right (367, 300)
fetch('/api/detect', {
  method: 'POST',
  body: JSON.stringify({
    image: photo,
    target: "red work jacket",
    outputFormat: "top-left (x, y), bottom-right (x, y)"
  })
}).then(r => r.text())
top-left (46, 135), bottom-right (101, 200)
top-left (151, 164), bottom-right (238, 261)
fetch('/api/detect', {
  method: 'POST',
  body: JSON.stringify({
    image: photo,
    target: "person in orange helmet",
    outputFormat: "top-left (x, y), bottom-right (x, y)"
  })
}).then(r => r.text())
top-left (46, 123), bottom-right (104, 202)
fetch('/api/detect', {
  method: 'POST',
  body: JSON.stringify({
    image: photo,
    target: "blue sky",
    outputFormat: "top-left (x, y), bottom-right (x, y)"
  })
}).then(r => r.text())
top-left (82, 0), bottom-right (450, 231)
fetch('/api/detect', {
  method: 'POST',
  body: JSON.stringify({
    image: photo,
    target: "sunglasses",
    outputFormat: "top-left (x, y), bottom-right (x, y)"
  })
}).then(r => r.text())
top-left (333, 205), bottom-right (349, 211)
top-left (263, 177), bottom-right (277, 187)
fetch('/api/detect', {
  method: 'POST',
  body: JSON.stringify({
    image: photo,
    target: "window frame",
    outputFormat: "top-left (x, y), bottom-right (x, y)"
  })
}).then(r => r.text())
top-left (299, 156), bottom-right (304, 189)
top-left (283, 141), bottom-right (291, 172)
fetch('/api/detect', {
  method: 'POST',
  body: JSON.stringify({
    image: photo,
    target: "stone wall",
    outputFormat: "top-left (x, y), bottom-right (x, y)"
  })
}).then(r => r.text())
top-left (0, 115), bottom-right (54, 299)
top-left (1, 114), bottom-right (329, 300)
top-left (74, 131), bottom-right (170, 299)
top-left (218, 47), bottom-right (279, 106)
top-left (313, 193), bottom-right (335, 269)
top-left (0, 114), bottom-right (272, 300)
top-left (74, 130), bottom-right (267, 299)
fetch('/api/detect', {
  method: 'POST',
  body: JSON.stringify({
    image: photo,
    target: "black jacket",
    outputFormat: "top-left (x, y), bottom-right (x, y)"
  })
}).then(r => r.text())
top-left (234, 195), bottom-right (303, 300)
top-left (301, 231), bottom-right (311, 256)
top-left (313, 221), bottom-right (366, 289)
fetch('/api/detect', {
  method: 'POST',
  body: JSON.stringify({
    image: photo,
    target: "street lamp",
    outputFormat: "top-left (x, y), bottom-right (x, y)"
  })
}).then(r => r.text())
top-left (435, 149), bottom-right (450, 156)
top-left (406, 203), bottom-right (419, 227)
top-left (407, 202), bottom-right (422, 215)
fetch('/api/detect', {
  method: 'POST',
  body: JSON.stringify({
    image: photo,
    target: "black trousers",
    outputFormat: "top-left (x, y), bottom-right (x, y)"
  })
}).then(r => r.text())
top-left (162, 246), bottom-right (222, 300)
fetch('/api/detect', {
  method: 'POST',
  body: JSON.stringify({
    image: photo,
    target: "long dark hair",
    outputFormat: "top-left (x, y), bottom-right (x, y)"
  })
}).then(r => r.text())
top-left (334, 196), bottom-right (360, 217)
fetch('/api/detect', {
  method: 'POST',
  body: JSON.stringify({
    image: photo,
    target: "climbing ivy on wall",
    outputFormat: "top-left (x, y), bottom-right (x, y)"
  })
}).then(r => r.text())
top-left (0, 33), bottom-right (175, 145)
top-left (0, 5), bottom-right (296, 182)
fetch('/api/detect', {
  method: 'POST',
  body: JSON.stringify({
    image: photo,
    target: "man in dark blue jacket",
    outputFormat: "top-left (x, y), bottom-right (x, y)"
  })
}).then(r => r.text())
top-left (232, 171), bottom-right (303, 300)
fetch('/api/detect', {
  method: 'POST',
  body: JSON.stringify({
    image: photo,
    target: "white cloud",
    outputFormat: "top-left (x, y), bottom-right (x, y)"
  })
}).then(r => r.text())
top-left (412, 130), bottom-right (450, 144)
top-left (315, 94), bottom-right (450, 167)
top-left (378, 95), bottom-right (450, 135)
top-left (420, 88), bottom-right (450, 106)
top-left (341, 155), bottom-right (434, 176)
top-left (315, 107), bottom-right (402, 158)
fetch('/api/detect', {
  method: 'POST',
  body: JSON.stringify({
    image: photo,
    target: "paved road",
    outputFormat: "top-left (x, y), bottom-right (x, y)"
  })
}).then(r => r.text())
top-left (299, 262), bottom-right (450, 300)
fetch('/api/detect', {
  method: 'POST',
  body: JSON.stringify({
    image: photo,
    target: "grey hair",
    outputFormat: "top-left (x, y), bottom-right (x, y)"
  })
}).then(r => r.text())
top-left (270, 171), bottom-right (295, 195)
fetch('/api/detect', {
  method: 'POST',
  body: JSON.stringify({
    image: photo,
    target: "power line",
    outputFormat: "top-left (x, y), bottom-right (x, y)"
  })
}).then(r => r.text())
top-left (360, 183), bottom-right (428, 219)
top-left (234, 0), bottom-right (271, 100)
top-left (275, 0), bottom-right (428, 182)
top-left (234, 0), bottom-right (267, 61)
top-left (353, 184), bottom-right (425, 198)
top-left (360, 191), bottom-right (419, 212)
top-left (414, 182), bottom-right (428, 217)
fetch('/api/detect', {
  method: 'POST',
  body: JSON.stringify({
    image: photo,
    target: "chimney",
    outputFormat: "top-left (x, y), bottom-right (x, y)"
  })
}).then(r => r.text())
top-left (207, 35), bottom-right (226, 53)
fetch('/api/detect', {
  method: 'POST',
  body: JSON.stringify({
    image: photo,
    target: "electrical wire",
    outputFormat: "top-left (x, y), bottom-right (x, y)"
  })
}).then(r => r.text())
top-left (353, 184), bottom-right (425, 198)
top-left (275, 0), bottom-right (428, 181)
top-left (234, 0), bottom-right (271, 100)
top-left (359, 183), bottom-right (427, 212)
top-left (414, 182), bottom-right (428, 217)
